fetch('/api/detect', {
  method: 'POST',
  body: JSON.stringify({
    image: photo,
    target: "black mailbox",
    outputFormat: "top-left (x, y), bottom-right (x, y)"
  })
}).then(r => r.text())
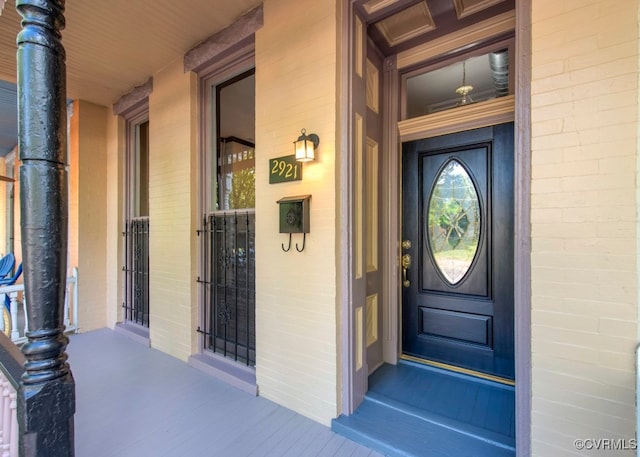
top-left (277, 195), bottom-right (311, 234)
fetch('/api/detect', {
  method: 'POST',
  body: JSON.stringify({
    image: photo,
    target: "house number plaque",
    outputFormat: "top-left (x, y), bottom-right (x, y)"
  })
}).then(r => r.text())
top-left (269, 155), bottom-right (303, 184)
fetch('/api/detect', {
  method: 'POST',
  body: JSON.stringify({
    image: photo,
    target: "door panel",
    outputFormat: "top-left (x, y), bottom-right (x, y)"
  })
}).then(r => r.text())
top-left (421, 308), bottom-right (492, 345)
top-left (365, 42), bottom-right (384, 375)
top-left (402, 124), bottom-right (514, 379)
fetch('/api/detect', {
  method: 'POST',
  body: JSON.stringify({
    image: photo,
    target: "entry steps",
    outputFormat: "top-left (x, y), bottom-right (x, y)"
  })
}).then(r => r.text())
top-left (332, 361), bottom-right (516, 457)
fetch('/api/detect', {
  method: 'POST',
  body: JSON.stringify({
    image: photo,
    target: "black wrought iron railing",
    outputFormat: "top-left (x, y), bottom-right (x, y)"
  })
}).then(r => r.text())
top-left (123, 217), bottom-right (150, 327)
top-left (197, 211), bottom-right (255, 366)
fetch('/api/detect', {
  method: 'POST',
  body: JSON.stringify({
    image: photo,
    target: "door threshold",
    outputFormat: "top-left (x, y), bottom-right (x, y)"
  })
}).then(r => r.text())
top-left (400, 354), bottom-right (515, 386)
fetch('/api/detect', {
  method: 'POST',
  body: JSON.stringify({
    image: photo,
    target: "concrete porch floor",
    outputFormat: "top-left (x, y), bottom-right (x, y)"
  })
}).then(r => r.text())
top-left (67, 328), bottom-right (382, 457)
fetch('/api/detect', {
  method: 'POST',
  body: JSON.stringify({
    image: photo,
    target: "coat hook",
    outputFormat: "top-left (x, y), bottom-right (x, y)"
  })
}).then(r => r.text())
top-left (282, 233), bottom-right (292, 252)
top-left (296, 233), bottom-right (306, 252)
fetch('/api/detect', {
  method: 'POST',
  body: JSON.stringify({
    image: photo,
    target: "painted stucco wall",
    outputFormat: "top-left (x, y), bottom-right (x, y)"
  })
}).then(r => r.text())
top-left (530, 1), bottom-right (639, 454)
top-left (254, 0), bottom-right (339, 426)
top-left (71, 100), bottom-right (109, 332)
top-left (147, 59), bottom-right (199, 361)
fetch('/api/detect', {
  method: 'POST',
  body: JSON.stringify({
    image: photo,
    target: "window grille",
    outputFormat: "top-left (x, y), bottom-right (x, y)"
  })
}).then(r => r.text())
top-left (198, 211), bottom-right (255, 366)
top-left (123, 217), bottom-right (150, 327)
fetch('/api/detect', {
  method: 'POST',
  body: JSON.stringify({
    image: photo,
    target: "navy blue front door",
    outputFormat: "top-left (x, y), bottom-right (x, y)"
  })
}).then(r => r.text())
top-left (402, 124), bottom-right (514, 380)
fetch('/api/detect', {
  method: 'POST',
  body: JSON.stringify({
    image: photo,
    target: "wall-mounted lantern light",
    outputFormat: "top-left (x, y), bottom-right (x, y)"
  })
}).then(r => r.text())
top-left (294, 128), bottom-right (319, 162)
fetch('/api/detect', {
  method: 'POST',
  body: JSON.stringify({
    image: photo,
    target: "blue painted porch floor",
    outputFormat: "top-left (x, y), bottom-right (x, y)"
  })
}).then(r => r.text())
top-left (67, 328), bottom-right (383, 457)
top-left (332, 361), bottom-right (516, 457)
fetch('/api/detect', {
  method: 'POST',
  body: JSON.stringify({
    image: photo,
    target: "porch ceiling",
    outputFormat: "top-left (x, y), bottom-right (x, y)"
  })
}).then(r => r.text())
top-left (0, 0), bottom-right (261, 107)
top-left (0, 1), bottom-right (515, 157)
top-left (0, 0), bottom-right (260, 156)
top-left (359, 0), bottom-right (515, 55)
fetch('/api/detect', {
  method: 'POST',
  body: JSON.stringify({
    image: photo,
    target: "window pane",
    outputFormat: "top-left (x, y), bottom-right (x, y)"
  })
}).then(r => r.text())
top-left (134, 120), bottom-right (149, 217)
top-left (219, 137), bottom-right (255, 209)
top-left (427, 160), bottom-right (480, 285)
top-left (215, 70), bottom-right (255, 210)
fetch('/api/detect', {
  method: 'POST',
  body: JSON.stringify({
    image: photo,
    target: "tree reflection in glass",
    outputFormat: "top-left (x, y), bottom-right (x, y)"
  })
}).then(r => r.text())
top-left (427, 160), bottom-right (480, 284)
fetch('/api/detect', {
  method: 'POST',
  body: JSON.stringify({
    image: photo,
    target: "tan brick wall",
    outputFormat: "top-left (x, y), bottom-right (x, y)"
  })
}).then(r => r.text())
top-left (530, 1), bottom-right (639, 455)
top-left (147, 58), bottom-right (198, 361)
top-left (255, 0), bottom-right (338, 426)
top-left (72, 100), bottom-right (109, 332)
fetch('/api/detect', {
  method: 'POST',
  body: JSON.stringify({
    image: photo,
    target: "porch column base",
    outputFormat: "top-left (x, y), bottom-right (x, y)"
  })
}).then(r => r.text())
top-left (19, 374), bottom-right (75, 457)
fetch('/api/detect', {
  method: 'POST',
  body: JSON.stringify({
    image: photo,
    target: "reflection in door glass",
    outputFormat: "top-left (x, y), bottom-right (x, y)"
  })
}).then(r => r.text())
top-left (427, 160), bottom-right (480, 284)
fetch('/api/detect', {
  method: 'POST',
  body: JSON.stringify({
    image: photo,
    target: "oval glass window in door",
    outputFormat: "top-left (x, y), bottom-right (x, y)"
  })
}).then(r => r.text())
top-left (427, 159), bottom-right (481, 285)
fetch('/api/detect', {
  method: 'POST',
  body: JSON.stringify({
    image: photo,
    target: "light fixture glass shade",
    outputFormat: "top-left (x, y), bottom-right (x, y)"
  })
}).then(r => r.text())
top-left (294, 129), bottom-right (319, 162)
top-left (295, 138), bottom-right (315, 162)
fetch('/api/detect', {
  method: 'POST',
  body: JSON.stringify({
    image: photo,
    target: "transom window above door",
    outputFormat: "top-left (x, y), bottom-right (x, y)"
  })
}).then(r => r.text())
top-left (405, 48), bottom-right (511, 118)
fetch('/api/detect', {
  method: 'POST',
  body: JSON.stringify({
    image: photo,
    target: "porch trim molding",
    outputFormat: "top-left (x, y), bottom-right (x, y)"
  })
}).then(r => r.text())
top-left (183, 4), bottom-right (263, 73)
top-left (112, 77), bottom-right (153, 116)
top-left (396, 9), bottom-right (515, 70)
top-left (381, 54), bottom-right (399, 365)
top-left (398, 95), bottom-right (515, 142)
top-left (338, 0), bottom-right (359, 415)
top-left (514, 0), bottom-right (532, 455)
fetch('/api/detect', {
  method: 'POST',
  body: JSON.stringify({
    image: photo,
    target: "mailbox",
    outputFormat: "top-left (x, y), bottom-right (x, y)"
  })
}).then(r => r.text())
top-left (277, 195), bottom-right (311, 252)
top-left (277, 195), bottom-right (311, 234)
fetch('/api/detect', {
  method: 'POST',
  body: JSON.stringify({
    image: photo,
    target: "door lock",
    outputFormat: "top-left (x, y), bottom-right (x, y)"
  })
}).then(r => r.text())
top-left (401, 253), bottom-right (411, 288)
top-left (402, 239), bottom-right (412, 250)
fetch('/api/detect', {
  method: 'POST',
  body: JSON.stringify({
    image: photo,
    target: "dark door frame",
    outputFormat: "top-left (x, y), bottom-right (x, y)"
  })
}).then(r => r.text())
top-left (338, 1), bottom-right (531, 455)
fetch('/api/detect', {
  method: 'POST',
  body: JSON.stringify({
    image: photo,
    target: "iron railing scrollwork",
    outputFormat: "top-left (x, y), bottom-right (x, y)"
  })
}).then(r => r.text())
top-left (197, 211), bottom-right (255, 366)
top-left (123, 217), bottom-right (150, 327)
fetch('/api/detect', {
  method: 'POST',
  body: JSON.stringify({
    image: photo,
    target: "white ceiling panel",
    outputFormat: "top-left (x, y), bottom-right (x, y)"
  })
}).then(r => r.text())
top-left (0, 0), bottom-right (261, 107)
